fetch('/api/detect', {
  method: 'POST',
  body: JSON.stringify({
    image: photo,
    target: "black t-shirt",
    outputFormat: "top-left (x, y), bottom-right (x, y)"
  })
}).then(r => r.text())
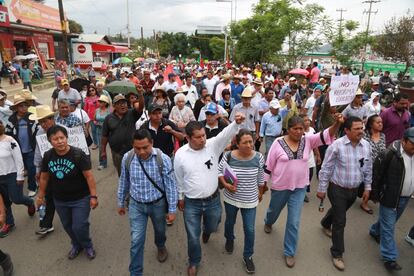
top-left (51, 88), bottom-right (60, 99)
top-left (140, 119), bottom-right (181, 156)
top-left (201, 118), bottom-right (228, 139)
top-left (41, 146), bottom-right (91, 202)
top-left (193, 99), bottom-right (205, 120)
top-left (102, 109), bottom-right (142, 154)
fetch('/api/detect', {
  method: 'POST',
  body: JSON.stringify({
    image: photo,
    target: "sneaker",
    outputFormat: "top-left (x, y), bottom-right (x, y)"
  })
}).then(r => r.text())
top-left (384, 261), bottom-right (402, 271)
top-left (97, 165), bottom-right (104, 171)
top-left (0, 253), bottom-right (13, 276)
top-left (35, 227), bottom-right (54, 236)
top-left (85, 246), bottom-right (96, 260)
top-left (91, 144), bottom-right (98, 150)
top-left (28, 204), bottom-right (36, 217)
top-left (264, 224), bottom-right (272, 234)
top-left (225, 239), bottom-right (234, 254)
top-left (285, 255), bottom-right (295, 268)
top-left (28, 190), bottom-right (37, 197)
top-left (405, 234), bottom-right (414, 247)
top-left (243, 256), bottom-right (256, 274)
top-left (68, 247), bottom-right (82, 260)
top-left (332, 257), bottom-right (345, 271)
top-left (304, 195), bottom-right (309, 203)
top-left (0, 224), bottom-right (15, 238)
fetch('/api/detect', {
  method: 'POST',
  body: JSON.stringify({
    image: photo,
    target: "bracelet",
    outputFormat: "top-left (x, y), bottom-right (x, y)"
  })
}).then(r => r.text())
top-left (90, 195), bottom-right (98, 199)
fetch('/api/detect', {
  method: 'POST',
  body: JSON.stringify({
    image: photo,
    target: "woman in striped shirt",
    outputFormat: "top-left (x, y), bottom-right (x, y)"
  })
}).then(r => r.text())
top-left (218, 129), bottom-right (265, 274)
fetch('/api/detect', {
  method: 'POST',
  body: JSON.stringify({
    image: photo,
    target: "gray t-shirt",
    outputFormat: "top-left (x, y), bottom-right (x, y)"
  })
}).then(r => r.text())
top-left (342, 104), bottom-right (368, 120)
top-left (58, 88), bottom-right (81, 103)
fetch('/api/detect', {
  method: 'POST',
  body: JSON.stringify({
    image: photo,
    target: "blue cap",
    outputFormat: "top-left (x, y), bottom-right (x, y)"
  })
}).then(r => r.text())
top-left (205, 102), bottom-right (218, 114)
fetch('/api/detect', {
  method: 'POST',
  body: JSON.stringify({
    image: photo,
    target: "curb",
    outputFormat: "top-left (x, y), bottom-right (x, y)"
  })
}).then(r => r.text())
top-left (2, 79), bottom-right (56, 97)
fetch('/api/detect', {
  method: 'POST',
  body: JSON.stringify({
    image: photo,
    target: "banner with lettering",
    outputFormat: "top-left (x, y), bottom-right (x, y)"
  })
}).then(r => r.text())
top-left (329, 75), bottom-right (360, 106)
top-left (36, 126), bottom-right (90, 157)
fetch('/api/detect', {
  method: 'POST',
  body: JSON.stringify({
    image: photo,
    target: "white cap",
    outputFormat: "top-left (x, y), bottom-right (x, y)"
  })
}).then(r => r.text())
top-left (269, 99), bottom-right (281, 109)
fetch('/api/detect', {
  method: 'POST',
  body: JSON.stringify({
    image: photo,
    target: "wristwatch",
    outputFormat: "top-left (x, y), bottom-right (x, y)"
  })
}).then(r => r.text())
top-left (90, 195), bottom-right (98, 199)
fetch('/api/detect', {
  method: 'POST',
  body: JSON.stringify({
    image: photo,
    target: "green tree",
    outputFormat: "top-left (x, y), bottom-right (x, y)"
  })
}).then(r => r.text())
top-left (372, 14), bottom-right (414, 79)
top-left (209, 37), bottom-right (225, 60)
top-left (157, 32), bottom-right (191, 58)
top-left (68, 19), bottom-right (83, 34)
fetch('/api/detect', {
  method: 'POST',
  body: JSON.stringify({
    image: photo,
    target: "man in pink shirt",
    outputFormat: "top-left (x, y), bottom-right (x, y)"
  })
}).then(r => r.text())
top-left (309, 62), bottom-right (320, 88)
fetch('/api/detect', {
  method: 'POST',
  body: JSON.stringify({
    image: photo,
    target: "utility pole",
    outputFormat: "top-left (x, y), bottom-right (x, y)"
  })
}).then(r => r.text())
top-left (153, 29), bottom-right (160, 58)
top-left (336, 8), bottom-right (346, 40)
top-left (126, 0), bottom-right (131, 48)
top-left (234, 0), bottom-right (237, 21)
top-left (58, 0), bottom-right (69, 62)
top-left (141, 27), bottom-right (144, 56)
top-left (362, 0), bottom-right (380, 71)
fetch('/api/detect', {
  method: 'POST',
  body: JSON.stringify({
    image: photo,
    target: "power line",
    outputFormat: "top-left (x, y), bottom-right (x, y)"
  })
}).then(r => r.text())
top-left (362, 0), bottom-right (380, 70)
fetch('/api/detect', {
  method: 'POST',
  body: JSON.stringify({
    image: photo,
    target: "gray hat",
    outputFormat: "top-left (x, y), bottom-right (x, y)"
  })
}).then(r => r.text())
top-left (403, 127), bottom-right (414, 143)
top-left (113, 94), bottom-right (127, 104)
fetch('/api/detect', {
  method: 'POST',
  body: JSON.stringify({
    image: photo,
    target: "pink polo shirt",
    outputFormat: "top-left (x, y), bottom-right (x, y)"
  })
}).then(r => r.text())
top-left (264, 129), bottom-right (334, 191)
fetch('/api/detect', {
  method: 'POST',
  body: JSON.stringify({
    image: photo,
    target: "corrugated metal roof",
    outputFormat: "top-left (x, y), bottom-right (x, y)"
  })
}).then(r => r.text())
top-left (72, 34), bottom-right (111, 44)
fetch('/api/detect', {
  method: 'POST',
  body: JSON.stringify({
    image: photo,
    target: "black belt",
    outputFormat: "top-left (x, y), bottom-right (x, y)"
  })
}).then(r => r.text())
top-left (136, 196), bottom-right (164, 205)
top-left (187, 189), bottom-right (219, 201)
top-left (330, 182), bottom-right (359, 191)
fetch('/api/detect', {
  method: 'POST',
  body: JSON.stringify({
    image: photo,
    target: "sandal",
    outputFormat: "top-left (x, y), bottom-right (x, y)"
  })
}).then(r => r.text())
top-left (360, 204), bottom-right (373, 214)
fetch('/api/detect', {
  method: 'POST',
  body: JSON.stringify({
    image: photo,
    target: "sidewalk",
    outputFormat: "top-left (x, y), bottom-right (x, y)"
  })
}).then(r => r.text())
top-left (0, 77), bottom-right (56, 97)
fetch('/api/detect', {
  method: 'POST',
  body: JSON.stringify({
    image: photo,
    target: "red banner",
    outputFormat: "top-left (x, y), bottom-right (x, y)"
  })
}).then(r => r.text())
top-left (0, 5), bottom-right (10, 27)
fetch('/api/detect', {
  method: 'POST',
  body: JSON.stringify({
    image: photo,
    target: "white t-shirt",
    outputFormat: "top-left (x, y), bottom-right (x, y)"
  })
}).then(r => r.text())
top-left (203, 78), bottom-right (217, 95)
top-left (305, 127), bottom-right (316, 168)
top-left (305, 96), bottom-right (317, 118)
top-left (72, 108), bottom-right (90, 123)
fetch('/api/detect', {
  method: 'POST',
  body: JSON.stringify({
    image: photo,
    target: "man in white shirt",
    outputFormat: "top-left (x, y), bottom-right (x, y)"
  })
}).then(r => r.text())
top-left (369, 127), bottom-right (414, 271)
top-left (304, 85), bottom-right (322, 118)
top-left (163, 73), bottom-right (179, 92)
top-left (174, 114), bottom-right (245, 276)
top-left (181, 75), bottom-right (198, 109)
top-left (58, 79), bottom-right (81, 106)
top-left (203, 71), bottom-right (217, 95)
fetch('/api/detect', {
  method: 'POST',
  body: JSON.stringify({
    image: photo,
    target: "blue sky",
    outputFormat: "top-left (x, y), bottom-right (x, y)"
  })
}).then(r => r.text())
top-left (43, 0), bottom-right (412, 37)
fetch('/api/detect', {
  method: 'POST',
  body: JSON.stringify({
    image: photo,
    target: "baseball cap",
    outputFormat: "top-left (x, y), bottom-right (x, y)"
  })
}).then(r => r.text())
top-left (289, 77), bottom-right (296, 81)
top-left (113, 94), bottom-right (127, 104)
top-left (61, 79), bottom-right (69, 85)
top-left (205, 102), bottom-right (218, 115)
top-left (168, 73), bottom-right (176, 78)
top-left (148, 104), bottom-right (163, 113)
top-left (403, 127), bottom-right (414, 143)
top-left (269, 99), bottom-right (281, 109)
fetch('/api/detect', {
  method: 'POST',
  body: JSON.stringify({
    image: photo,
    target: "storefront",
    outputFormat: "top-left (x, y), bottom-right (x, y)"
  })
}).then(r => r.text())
top-left (0, 0), bottom-right (62, 67)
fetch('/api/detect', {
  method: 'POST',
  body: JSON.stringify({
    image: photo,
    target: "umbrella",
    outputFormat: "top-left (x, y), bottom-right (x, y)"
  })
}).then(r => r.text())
top-left (289, 68), bottom-right (309, 76)
top-left (13, 55), bottom-right (26, 60)
top-left (105, 80), bottom-right (137, 95)
top-left (112, 57), bottom-right (133, 64)
top-left (24, 54), bottom-right (38, 60)
top-left (70, 78), bottom-right (90, 92)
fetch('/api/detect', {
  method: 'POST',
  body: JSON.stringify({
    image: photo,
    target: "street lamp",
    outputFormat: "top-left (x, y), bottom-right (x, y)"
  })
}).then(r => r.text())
top-left (216, 0), bottom-right (233, 22)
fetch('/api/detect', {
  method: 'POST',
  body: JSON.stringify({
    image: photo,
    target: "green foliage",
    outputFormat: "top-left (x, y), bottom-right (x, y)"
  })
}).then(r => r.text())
top-left (372, 14), bottom-right (414, 78)
top-left (68, 19), bottom-right (83, 34)
top-left (209, 37), bottom-right (225, 60)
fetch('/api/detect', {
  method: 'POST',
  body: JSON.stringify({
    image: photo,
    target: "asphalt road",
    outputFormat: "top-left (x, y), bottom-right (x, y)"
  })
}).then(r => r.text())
top-left (1, 87), bottom-right (413, 276)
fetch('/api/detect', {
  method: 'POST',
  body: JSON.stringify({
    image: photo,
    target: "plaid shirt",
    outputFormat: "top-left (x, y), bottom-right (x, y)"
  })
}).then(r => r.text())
top-left (117, 148), bottom-right (178, 213)
top-left (318, 135), bottom-right (372, 193)
top-left (55, 114), bottom-right (82, 128)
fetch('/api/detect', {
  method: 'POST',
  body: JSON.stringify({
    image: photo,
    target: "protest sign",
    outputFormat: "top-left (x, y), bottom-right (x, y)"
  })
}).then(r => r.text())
top-left (329, 75), bottom-right (360, 106)
top-left (36, 126), bottom-right (90, 157)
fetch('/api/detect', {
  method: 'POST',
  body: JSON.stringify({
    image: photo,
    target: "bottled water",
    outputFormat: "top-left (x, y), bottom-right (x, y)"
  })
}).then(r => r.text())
top-left (38, 205), bottom-right (46, 221)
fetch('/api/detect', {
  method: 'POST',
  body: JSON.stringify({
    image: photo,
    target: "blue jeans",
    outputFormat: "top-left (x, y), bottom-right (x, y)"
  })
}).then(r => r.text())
top-left (264, 188), bottom-right (306, 257)
top-left (184, 195), bottom-right (222, 266)
top-left (22, 150), bottom-right (37, 192)
top-left (90, 121), bottom-right (99, 146)
top-left (95, 125), bottom-right (107, 167)
top-left (54, 196), bottom-right (93, 249)
top-left (265, 136), bottom-right (277, 159)
top-left (224, 202), bottom-right (256, 258)
top-left (369, 197), bottom-right (410, 261)
top-left (128, 197), bottom-right (167, 276)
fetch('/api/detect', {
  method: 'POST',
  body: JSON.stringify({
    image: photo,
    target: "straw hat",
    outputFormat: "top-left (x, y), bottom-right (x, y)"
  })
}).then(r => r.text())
top-left (28, 105), bottom-right (55, 121)
top-left (196, 72), bottom-right (203, 78)
top-left (355, 89), bottom-right (364, 96)
top-left (11, 95), bottom-right (27, 109)
top-left (17, 89), bottom-right (37, 100)
top-left (252, 78), bottom-right (263, 85)
top-left (241, 88), bottom-right (253, 98)
top-left (221, 74), bottom-right (231, 81)
top-left (98, 95), bottom-right (110, 104)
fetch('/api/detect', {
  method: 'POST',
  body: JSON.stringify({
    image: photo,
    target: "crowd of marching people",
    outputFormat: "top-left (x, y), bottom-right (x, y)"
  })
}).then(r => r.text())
top-left (0, 60), bottom-right (413, 276)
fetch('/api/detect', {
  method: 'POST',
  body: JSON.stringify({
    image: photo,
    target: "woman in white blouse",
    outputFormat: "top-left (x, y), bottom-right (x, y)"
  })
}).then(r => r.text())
top-left (169, 92), bottom-right (196, 129)
top-left (364, 92), bottom-right (382, 117)
top-left (0, 120), bottom-right (35, 238)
